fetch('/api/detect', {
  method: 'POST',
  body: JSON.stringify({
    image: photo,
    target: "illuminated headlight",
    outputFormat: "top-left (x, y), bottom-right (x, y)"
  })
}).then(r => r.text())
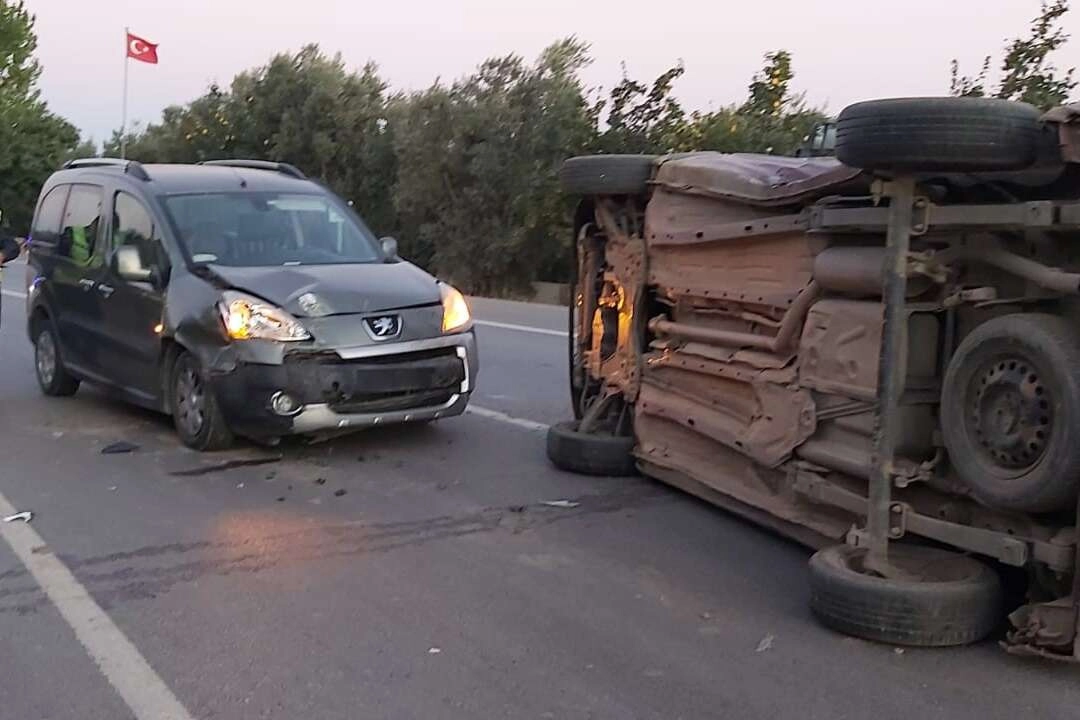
top-left (218, 291), bottom-right (311, 342)
top-left (440, 283), bottom-right (472, 333)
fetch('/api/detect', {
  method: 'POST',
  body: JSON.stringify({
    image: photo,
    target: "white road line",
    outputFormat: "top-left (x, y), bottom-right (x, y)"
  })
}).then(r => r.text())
top-left (466, 404), bottom-right (550, 432)
top-left (475, 320), bottom-right (567, 337)
top-left (1, 289), bottom-right (26, 299)
top-left (0, 491), bottom-right (195, 720)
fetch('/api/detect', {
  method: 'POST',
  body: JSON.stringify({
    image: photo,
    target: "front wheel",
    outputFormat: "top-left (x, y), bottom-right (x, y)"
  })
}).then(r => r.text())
top-left (34, 321), bottom-right (79, 397)
top-left (170, 351), bottom-right (234, 451)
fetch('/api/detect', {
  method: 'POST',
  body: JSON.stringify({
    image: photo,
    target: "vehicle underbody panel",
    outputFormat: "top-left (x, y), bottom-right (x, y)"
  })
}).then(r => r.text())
top-left (579, 146), bottom-right (1080, 659)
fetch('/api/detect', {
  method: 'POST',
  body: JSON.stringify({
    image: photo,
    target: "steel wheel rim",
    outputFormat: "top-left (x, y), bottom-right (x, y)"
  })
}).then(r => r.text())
top-left (969, 354), bottom-right (1053, 474)
top-left (175, 362), bottom-right (206, 437)
top-left (36, 331), bottom-right (56, 386)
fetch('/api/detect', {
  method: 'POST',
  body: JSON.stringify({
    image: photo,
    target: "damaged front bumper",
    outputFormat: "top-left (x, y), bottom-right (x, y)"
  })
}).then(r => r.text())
top-left (210, 331), bottom-right (477, 438)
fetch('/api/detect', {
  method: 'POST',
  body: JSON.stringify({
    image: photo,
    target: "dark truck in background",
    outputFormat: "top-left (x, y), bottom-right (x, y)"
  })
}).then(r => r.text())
top-left (549, 96), bottom-right (1080, 660)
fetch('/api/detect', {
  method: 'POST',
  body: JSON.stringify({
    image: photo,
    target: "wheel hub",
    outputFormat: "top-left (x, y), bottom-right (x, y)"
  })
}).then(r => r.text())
top-left (36, 332), bottom-right (56, 385)
top-left (971, 357), bottom-right (1051, 469)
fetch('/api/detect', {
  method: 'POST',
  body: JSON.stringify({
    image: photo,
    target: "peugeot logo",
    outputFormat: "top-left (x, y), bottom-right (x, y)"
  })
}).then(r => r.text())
top-left (364, 314), bottom-right (402, 341)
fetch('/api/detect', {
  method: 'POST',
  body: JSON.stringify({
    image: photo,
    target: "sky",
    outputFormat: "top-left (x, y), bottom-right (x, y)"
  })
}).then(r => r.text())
top-left (26, 0), bottom-right (1080, 144)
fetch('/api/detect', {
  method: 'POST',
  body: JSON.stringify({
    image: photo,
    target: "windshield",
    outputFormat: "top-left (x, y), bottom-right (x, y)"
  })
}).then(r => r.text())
top-left (163, 192), bottom-right (381, 267)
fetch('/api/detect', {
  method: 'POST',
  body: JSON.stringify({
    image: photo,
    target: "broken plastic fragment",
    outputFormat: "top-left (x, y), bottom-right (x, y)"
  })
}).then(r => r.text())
top-left (3, 511), bottom-right (32, 523)
top-left (755, 634), bottom-right (775, 653)
top-left (542, 500), bottom-right (580, 509)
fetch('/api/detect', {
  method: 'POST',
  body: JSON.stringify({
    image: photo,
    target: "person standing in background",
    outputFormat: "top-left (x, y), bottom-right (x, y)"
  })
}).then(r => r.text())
top-left (0, 209), bottom-right (24, 329)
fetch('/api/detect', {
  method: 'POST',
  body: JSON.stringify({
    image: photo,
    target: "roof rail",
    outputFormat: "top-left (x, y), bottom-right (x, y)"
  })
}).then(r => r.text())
top-left (198, 159), bottom-right (307, 179)
top-left (61, 157), bottom-right (150, 181)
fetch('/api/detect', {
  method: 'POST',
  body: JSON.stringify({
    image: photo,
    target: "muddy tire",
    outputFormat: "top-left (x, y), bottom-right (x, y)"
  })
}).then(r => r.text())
top-left (170, 351), bottom-right (234, 451)
top-left (836, 97), bottom-right (1043, 172)
top-left (559, 155), bottom-right (656, 196)
top-left (808, 544), bottom-right (1002, 647)
top-left (941, 314), bottom-right (1080, 513)
top-left (34, 321), bottom-right (79, 397)
top-left (546, 421), bottom-right (636, 476)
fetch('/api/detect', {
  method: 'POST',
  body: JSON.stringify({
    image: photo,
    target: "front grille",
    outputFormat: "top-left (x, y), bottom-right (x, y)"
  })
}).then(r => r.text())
top-left (284, 347), bottom-right (465, 414)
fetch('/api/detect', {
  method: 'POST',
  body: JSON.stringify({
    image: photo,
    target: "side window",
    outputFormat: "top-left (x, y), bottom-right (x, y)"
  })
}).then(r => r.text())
top-left (59, 184), bottom-right (103, 266)
top-left (113, 192), bottom-right (158, 269)
top-left (30, 185), bottom-right (70, 249)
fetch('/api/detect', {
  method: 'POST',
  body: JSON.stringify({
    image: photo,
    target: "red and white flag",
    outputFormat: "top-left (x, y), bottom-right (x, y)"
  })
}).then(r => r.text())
top-left (126, 32), bottom-right (158, 64)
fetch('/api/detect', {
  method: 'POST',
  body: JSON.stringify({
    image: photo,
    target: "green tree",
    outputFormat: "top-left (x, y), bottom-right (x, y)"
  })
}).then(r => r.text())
top-left (668, 50), bottom-right (826, 155)
top-left (392, 38), bottom-right (596, 294)
top-left (951, 0), bottom-right (1076, 109)
top-left (0, 0), bottom-right (84, 233)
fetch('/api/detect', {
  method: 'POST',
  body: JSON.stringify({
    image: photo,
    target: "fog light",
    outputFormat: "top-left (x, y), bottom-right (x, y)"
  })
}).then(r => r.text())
top-left (270, 391), bottom-right (302, 416)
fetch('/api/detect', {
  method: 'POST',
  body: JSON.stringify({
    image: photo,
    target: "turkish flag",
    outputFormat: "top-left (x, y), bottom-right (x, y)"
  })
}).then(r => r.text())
top-left (126, 32), bottom-right (158, 64)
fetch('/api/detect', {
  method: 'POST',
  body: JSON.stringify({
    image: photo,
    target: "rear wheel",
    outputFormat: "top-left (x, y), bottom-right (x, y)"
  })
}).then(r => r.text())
top-left (34, 321), bottom-right (79, 397)
top-left (170, 351), bottom-right (234, 451)
top-left (836, 97), bottom-right (1044, 172)
top-left (808, 544), bottom-right (1002, 647)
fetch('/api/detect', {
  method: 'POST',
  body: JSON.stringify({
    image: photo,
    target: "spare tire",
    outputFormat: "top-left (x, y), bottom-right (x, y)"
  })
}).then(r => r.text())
top-left (836, 97), bottom-right (1043, 172)
top-left (940, 314), bottom-right (1080, 513)
top-left (546, 421), bottom-right (637, 476)
top-left (809, 544), bottom-right (1002, 647)
top-left (560, 155), bottom-right (656, 196)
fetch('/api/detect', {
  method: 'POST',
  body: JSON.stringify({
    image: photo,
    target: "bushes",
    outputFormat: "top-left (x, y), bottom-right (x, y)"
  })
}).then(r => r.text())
top-left (106, 42), bottom-right (824, 296)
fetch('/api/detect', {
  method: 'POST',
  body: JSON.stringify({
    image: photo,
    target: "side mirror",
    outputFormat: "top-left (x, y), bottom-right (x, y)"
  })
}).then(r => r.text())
top-left (381, 236), bottom-right (399, 259)
top-left (114, 245), bottom-right (152, 283)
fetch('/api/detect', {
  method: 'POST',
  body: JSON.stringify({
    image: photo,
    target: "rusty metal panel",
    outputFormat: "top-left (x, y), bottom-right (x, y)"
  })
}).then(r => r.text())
top-left (637, 368), bottom-right (816, 468)
top-left (635, 413), bottom-right (852, 540)
top-left (798, 300), bottom-right (940, 401)
top-left (653, 152), bottom-right (864, 206)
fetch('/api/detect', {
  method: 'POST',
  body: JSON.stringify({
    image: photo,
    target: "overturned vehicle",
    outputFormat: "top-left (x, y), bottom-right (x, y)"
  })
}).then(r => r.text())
top-left (550, 97), bottom-right (1080, 659)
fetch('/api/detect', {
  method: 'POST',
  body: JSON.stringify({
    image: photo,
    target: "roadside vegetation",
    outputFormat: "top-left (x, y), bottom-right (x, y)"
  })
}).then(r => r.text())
top-left (0, 0), bottom-right (1075, 295)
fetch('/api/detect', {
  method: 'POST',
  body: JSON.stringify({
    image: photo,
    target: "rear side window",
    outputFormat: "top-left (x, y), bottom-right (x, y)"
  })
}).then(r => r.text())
top-left (30, 185), bottom-right (70, 248)
top-left (113, 192), bottom-right (162, 270)
top-left (59, 184), bottom-right (103, 266)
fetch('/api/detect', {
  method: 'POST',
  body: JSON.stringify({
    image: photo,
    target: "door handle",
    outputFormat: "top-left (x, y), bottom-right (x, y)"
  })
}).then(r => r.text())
top-left (78, 278), bottom-right (96, 290)
top-left (97, 284), bottom-right (115, 298)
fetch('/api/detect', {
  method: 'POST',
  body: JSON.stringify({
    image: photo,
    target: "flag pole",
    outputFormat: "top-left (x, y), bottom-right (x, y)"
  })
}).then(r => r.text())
top-left (121, 26), bottom-right (129, 159)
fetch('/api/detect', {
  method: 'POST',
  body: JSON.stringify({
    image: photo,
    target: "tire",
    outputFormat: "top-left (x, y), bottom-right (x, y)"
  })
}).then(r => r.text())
top-left (546, 421), bottom-right (636, 476)
top-left (170, 351), bottom-right (234, 451)
top-left (808, 544), bottom-right (1002, 647)
top-left (940, 314), bottom-right (1080, 513)
top-left (559, 155), bottom-right (656, 196)
top-left (33, 321), bottom-right (79, 397)
top-left (836, 97), bottom-right (1043, 173)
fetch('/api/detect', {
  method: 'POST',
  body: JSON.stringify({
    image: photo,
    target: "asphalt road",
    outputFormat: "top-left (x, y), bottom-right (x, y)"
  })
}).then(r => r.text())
top-left (1, 273), bottom-right (1078, 720)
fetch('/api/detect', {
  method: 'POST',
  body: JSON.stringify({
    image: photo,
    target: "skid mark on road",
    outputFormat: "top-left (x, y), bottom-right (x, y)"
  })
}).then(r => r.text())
top-left (0, 490), bottom-right (195, 720)
top-left (0, 488), bottom-right (667, 616)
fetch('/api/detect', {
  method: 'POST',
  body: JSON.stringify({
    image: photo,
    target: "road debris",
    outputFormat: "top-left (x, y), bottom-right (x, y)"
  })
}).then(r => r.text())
top-left (756, 634), bottom-right (775, 653)
top-left (334, 489), bottom-right (347, 497)
top-left (314, 477), bottom-right (326, 486)
top-left (236, 483), bottom-right (245, 489)
top-left (894, 648), bottom-right (905, 655)
top-left (508, 505), bottom-right (526, 513)
top-left (276, 497), bottom-right (286, 502)
top-left (108, 486), bottom-right (118, 492)
top-left (101, 441), bottom-right (139, 455)
top-left (3, 511), bottom-right (33, 523)
top-left (428, 647), bottom-right (441, 654)
top-left (51, 431), bottom-right (64, 439)
top-left (542, 500), bottom-right (580, 509)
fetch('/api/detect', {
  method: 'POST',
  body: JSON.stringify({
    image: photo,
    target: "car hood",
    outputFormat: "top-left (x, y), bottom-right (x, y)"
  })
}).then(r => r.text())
top-left (208, 261), bottom-right (442, 316)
